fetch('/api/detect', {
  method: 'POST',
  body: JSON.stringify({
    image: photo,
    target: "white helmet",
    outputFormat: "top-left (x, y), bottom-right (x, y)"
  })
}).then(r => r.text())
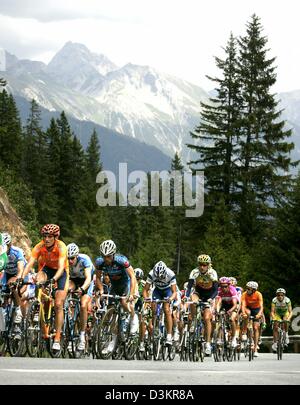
top-left (135, 268), bottom-right (144, 279)
top-left (246, 281), bottom-right (258, 290)
top-left (2, 232), bottom-right (12, 245)
top-left (100, 239), bottom-right (116, 256)
top-left (67, 243), bottom-right (79, 258)
top-left (276, 288), bottom-right (286, 295)
top-left (229, 277), bottom-right (237, 286)
top-left (153, 261), bottom-right (167, 280)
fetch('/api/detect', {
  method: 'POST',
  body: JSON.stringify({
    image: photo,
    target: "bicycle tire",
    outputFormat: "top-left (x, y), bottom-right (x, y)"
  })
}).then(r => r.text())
top-left (277, 328), bottom-right (282, 360)
top-left (125, 334), bottom-right (139, 360)
top-left (213, 329), bottom-right (221, 362)
top-left (25, 300), bottom-right (42, 358)
top-left (97, 307), bottom-right (118, 359)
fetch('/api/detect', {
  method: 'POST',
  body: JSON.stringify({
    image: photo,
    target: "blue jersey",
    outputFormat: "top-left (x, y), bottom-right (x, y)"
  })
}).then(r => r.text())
top-left (5, 246), bottom-right (27, 275)
top-left (69, 253), bottom-right (94, 279)
top-left (95, 254), bottom-right (130, 287)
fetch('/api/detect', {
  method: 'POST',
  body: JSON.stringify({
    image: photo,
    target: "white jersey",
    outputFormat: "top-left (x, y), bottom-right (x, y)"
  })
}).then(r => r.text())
top-left (146, 268), bottom-right (177, 290)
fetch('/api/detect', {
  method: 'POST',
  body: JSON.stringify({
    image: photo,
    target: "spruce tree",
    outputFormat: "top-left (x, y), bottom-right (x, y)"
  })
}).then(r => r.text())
top-left (0, 90), bottom-right (22, 172)
top-left (187, 33), bottom-right (242, 207)
top-left (237, 14), bottom-right (296, 241)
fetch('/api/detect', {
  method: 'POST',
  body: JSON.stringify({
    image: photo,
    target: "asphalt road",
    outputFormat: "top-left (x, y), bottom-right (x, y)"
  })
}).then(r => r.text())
top-left (0, 354), bottom-right (299, 385)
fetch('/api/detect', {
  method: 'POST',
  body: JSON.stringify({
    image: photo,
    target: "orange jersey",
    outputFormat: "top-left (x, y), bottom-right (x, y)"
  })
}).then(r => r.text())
top-left (31, 240), bottom-right (69, 272)
top-left (241, 291), bottom-right (263, 309)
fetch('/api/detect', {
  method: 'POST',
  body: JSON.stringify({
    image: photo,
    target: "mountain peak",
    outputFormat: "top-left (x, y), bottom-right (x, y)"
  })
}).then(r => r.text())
top-left (46, 42), bottom-right (118, 92)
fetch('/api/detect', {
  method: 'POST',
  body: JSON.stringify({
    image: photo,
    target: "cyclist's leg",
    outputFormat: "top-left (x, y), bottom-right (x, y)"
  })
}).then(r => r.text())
top-left (251, 308), bottom-right (261, 352)
top-left (203, 307), bottom-right (213, 343)
top-left (54, 271), bottom-right (69, 343)
top-left (241, 308), bottom-right (251, 338)
top-left (189, 293), bottom-right (199, 329)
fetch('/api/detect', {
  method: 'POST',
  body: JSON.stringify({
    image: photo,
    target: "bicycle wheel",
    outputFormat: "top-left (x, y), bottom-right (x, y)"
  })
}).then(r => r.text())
top-left (248, 330), bottom-right (254, 362)
top-left (48, 307), bottom-right (64, 358)
top-left (125, 334), bottom-right (139, 360)
top-left (25, 300), bottom-right (42, 358)
top-left (192, 334), bottom-right (204, 362)
top-left (277, 329), bottom-right (282, 360)
top-left (213, 329), bottom-right (221, 362)
top-left (97, 307), bottom-right (118, 359)
top-left (179, 330), bottom-right (189, 362)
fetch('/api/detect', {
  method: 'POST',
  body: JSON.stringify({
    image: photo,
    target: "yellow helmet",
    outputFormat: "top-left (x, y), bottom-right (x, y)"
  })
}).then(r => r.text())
top-left (197, 254), bottom-right (211, 264)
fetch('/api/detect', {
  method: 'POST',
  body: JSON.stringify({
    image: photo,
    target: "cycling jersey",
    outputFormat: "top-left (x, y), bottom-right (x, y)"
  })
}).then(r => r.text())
top-left (188, 267), bottom-right (218, 290)
top-left (137, 279), bottom-right (146, 296)
top-left (95, 254), bottom-right (131, 288)
top-left (0, 235), bottom-right (7, 271)
top-left (69, 254), bottom-right (94, 279)
top-left (235, 286), bottom-right (243, 302)
top-left (4, 246), bottom-right (27, 275)
top-left (241, 291), bottom-right (263, 309)
top-left (31, 240), bottom-right (69, 272)
top-left (217, 285), bottom-right (238, 304)
top-left (272, 297), bottom-right (291, 316)
top-left (146, 268), bottom-right (176, 290)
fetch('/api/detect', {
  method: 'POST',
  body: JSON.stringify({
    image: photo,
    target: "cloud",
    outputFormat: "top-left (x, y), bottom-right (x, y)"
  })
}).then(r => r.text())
top-left (0, 0), bottom-right (143, 23)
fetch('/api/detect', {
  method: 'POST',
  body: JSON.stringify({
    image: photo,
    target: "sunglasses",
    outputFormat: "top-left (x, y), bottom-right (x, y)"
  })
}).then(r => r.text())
top-left (220, 285), bottom-right (229, 288)
top-left (69, 256), bottom-right (77, 260)
top-left (277, 294), bottom-right (284, 297)
top-left (246, 288), bottom-right (254, 291)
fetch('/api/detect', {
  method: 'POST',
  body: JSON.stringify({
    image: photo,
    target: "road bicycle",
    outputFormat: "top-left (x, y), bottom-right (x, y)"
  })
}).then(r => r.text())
top-left (0, 280), bottom-right (27, 357)
top-left (271, 319), bottom-right (290, 360)
top-left (97, 294), bottom-right (139, 360)
top-left (213, 309), bottom-right (235, 362)
top-left (25, 279), bottom-right (61, 358)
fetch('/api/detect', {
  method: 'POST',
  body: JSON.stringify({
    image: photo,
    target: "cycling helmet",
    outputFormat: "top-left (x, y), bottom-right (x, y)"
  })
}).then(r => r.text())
top-left (40, 224), bottom-right (60, 238)
top-left (67, 243), bottom-right (79, 258)
top-left (229, 277), bottom-right (237, 286)
top-left (219, 277), bottom-right (231, 284)
top-left (197, 254), bottom-right (211, 264)
top-left (153, 261), bottom-right (167, 280)
top-left (2, 232), bottom-right (12, 245)
top-left (276, 288), bottom-right (286, 295)
top-left (134, 268), bottom-right (144, 279)
top-left (99, 239), bottom-right (116, 256)
top-left (246, 281), bottom-right (258, 290)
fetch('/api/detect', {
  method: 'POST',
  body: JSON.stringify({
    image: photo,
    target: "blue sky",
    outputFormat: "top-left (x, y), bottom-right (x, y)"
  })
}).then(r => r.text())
top-left (0, 0), bottom-right (300, 92)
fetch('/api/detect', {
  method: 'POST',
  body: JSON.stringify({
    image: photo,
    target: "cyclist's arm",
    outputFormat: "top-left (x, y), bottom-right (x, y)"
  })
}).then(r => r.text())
top-left (80, 267), bottom-right (92, 292)
top-left (169, 284), bottom-right (177, 302)
top-left (256, 294), bottom-right (263, 318)
top-left (215, 296), bottom-right (222, 312)
top-left (287, 303), bottom-right (293, 320)
top-left (185, 279), bottom-right (194, 298)
top-left (270, 303), bottom-right (276, 320)
top-left (16, 259), bottom-right (25, 279)
top-left (228, 298), bottom-right (238, 313)
top-left (95, 269), bottom-right (104, 295)
top-left (142, 282), bottom-right (151, 299)
top-left (22, 256), bottom-right (36, 278)
top-left (210, 281), bottom-right (219, 300)
top-left (241, 296), bottom-right (247, 317)
top-left (53, 254), bottom-right (67, 282)
top-left (126, 265), bottom-right (136, 297)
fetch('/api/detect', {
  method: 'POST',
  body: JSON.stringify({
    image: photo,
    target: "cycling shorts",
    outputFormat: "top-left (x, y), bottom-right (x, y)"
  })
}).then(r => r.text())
top-left (42, 266), bottom-right (68, 292)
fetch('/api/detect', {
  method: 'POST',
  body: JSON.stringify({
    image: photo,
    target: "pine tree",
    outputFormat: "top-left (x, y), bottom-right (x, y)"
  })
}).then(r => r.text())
top-left (237, 14), bottom-right (296, 241)
top-left (0, 90), bottom-right (22, 172)
top-left (22, 99), bottom-right (53, 222)
top-left (187, 33), bottom-right (242, 207)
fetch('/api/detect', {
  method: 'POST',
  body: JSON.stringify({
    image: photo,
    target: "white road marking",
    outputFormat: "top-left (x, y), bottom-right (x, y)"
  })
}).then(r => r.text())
top-left (1, 369), bottom-right (300, 374)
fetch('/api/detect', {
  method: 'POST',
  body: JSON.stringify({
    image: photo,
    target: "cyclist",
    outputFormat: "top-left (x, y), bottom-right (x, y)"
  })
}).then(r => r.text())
top-left (0, 232), bottom-right (27, 323)
top-left (67, 243), bottom-right (95, 351)
top-left (22, 224), bottom-right (69, 351)
top-left (241, 281), bottom-right (263, 357)
top-left (143, 261), bottom-right (178, 345)
top-left (185, 254), bottom-right (218, 355)
top-left (229, 276), bottom-right (243, 340)
top-left (270, 288), bottom-right (293, 352)
top-left (95, 239), bottom-right (138, 353)
top-left (215, 277), bottom-right (239, 348)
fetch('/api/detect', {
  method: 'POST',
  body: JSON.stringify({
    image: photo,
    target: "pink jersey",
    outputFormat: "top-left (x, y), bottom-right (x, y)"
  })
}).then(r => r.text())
top-left (217, 285), bottom-right (238, 304)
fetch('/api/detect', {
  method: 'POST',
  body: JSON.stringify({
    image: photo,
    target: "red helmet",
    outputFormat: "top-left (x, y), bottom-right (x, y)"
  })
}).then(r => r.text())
top-left (40, 224), bottom-right (60, 238)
